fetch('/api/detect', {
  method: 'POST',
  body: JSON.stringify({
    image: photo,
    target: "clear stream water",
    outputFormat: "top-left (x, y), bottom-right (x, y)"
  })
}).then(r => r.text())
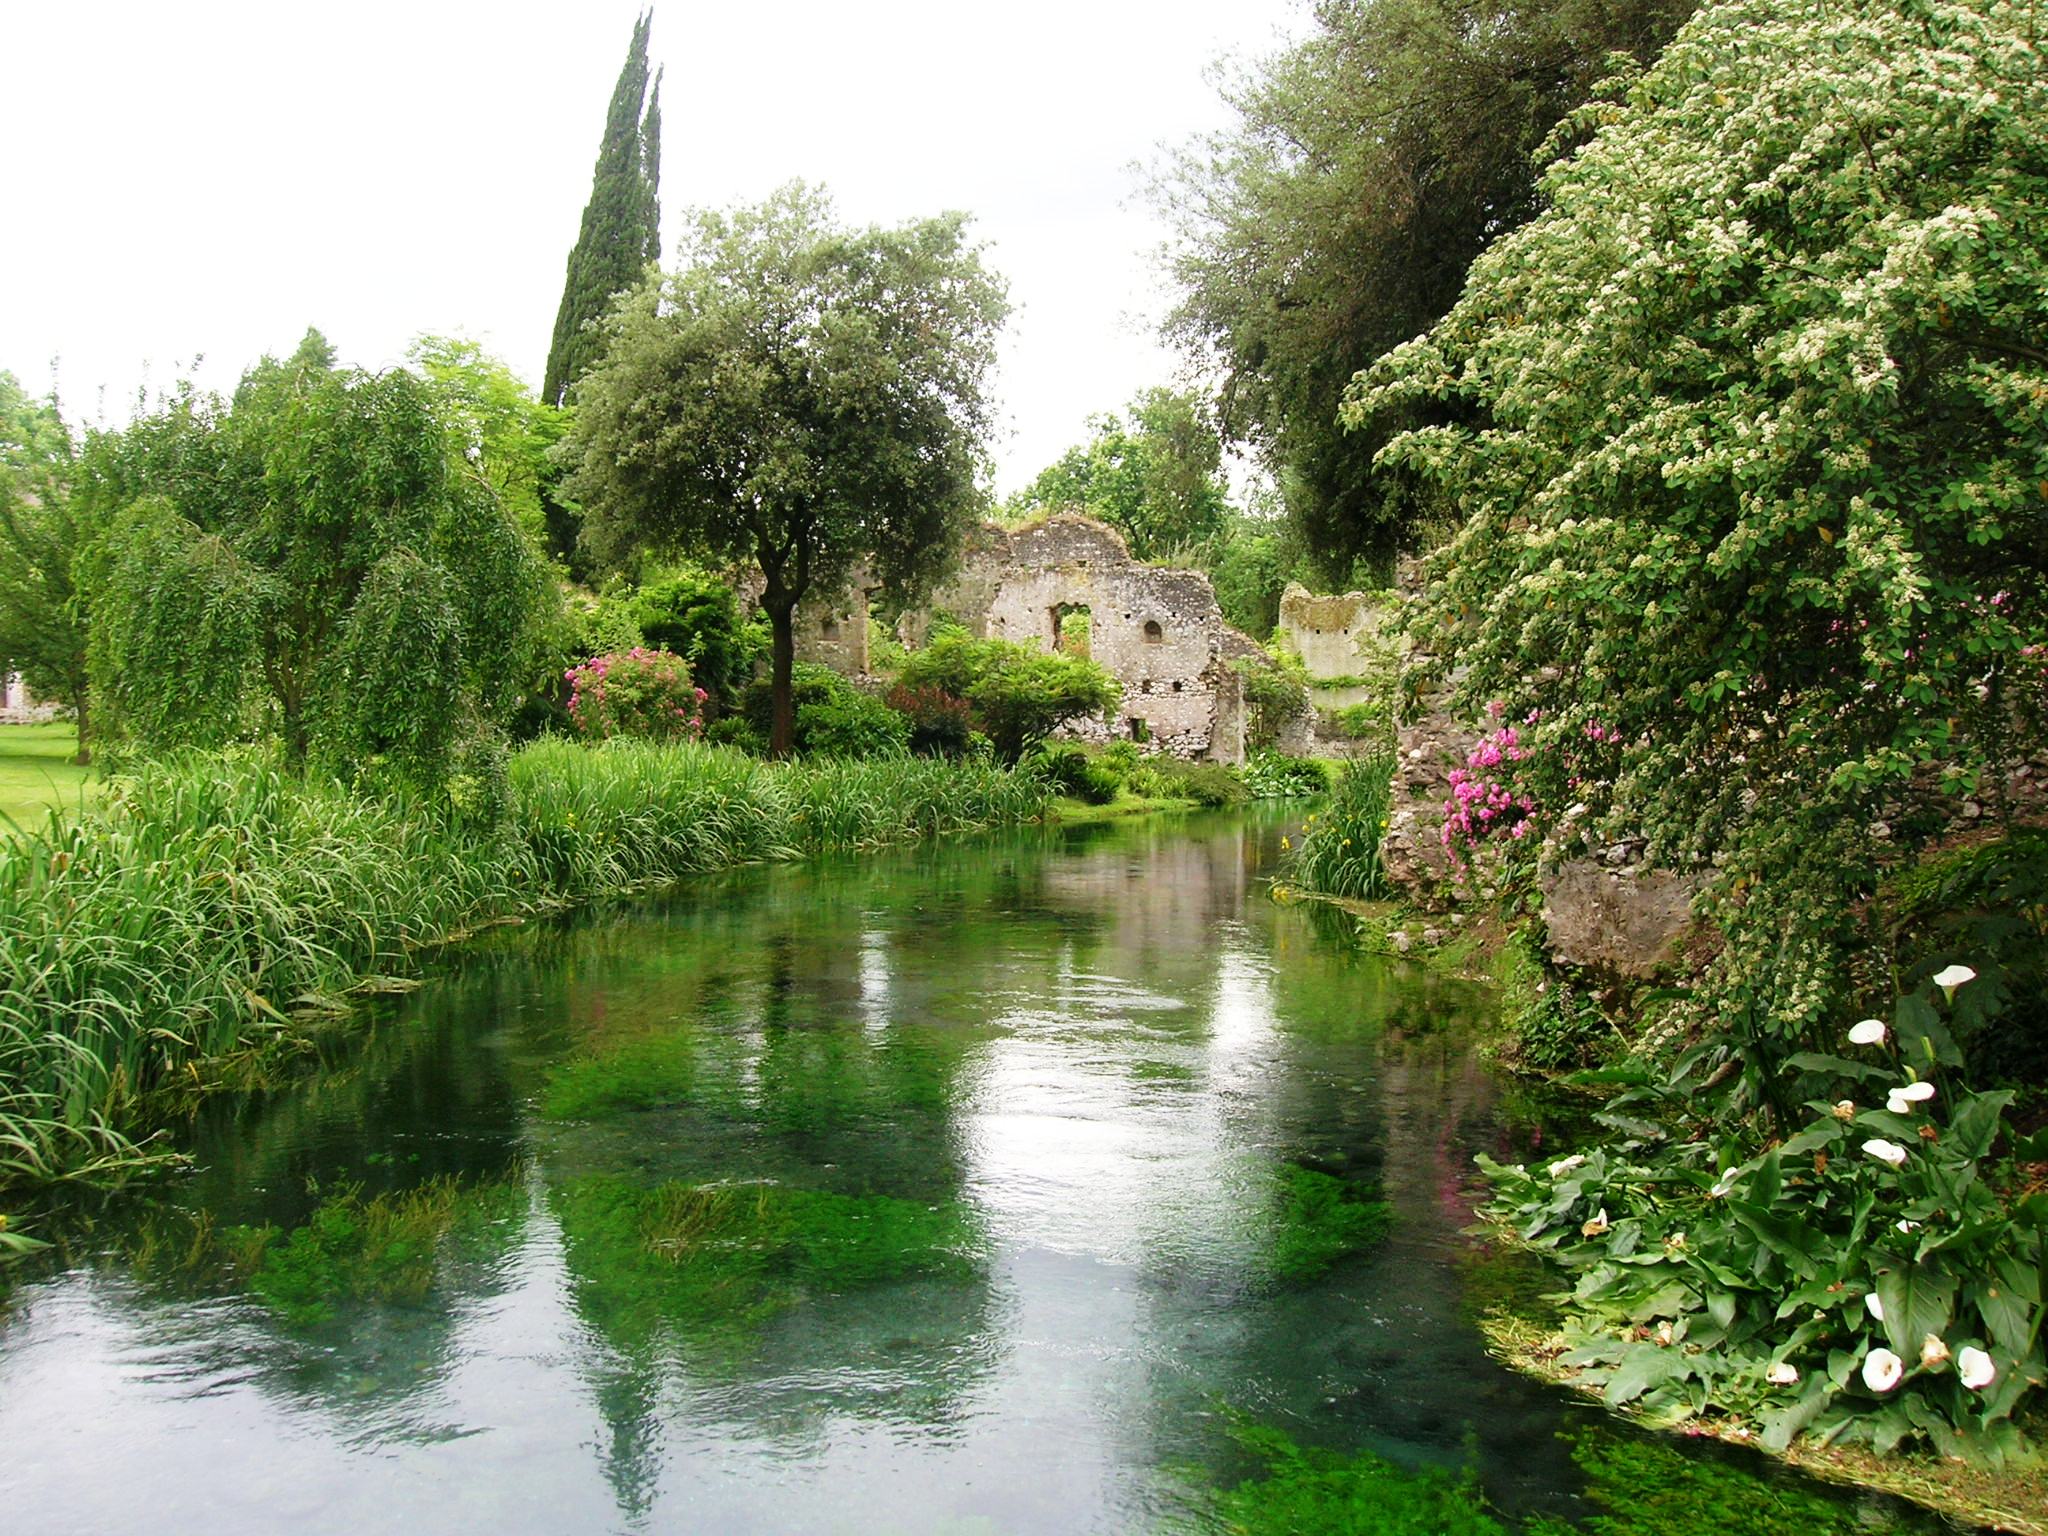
top-left (0, 813), bottom-right (1949, 1534)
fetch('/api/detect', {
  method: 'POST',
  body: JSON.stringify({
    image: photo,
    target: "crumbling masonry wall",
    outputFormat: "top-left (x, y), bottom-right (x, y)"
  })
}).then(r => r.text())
top-left (902, 514), bottom-right (1257, 764)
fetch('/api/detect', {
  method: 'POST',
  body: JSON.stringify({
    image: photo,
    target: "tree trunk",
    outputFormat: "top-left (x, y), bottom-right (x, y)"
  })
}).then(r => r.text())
top-left (71, 686), bottom-right (90, 767)
top-left (767, 596), bottom-right (798, 759)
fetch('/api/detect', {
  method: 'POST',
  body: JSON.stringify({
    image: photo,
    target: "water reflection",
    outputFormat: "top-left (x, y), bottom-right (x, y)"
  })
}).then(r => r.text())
top-left (0, 814), bottom-right (1944, 1534)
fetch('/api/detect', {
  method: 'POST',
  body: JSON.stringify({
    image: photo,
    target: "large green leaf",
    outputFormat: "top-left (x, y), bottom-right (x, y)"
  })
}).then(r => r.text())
top-left (1876, 1260), bottom-right (1957, 1358)
top-left (1604, 1342), bottom-right (1686, 1407)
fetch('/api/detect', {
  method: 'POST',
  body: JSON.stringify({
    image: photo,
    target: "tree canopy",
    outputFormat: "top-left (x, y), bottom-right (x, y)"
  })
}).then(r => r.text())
top-left (563, 182), bottom-right (1009, 755)
top-left (1156, 0), bottom-right (1694, 576)
top-left (0, 371), bottom-right (90, 758)
top-left (83, 336), bottom-right (554, 781)
top-left (1005, 387), bottom-right (1231, 561)
top-left (1348, 0), bottom-right (2048, 1043)
top-left (543, 10), bottom-right (663, 408)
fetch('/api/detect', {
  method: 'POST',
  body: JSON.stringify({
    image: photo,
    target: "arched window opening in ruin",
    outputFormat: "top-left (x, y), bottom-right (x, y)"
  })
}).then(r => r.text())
top-left (1142, 619), bottom-right (1164, 644)
top-left (1127, 716), bottom-right (1150, 743)
top-left (820, 616), bottom-right (841, 640)
top-left (1050, 603), bottom-right (1092, 658)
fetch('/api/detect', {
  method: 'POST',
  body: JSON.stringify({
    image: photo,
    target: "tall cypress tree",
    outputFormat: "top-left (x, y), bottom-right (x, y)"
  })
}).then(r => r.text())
top-left (543, 12), bottom-right (662, 408)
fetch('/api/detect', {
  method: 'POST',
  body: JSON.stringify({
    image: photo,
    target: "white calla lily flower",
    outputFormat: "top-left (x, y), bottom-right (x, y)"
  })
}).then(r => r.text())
top-left (1862, 1138), bottom-right (1908, 1167)
top-left (1931, 964), bottom-right (1977, 997)
top-left (1861, 1348), bottom-right (1905, 1393)
top-left (1865, 1292), bottom-right (1885, 1322)
top-left (1548, 1154), bottom-right (1588, 1177)
top-left (1921, 1335), bottom-right (1951, 1369)
top-left (1765, 1362), bottom-right (1800, 1385)
top-left (1958, 1347), bottom-right (1996, 1390)
top-left (1847, 1018), bottom-right (1888, 1046)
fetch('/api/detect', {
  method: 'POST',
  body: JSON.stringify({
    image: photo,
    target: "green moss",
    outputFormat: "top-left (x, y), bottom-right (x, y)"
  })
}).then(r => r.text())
top-left (1267, 1164), bottom-right (1393, 1281)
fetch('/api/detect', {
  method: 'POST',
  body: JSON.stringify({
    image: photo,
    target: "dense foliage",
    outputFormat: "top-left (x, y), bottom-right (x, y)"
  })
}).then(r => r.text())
top-left (81, 341), bottom-right (554, 784)
top-left (1157, 0), bottom-right (1695, 574)
top-left (895, 634), bottom-right (1119, 762)
top-left (0, 372), bottom-right (88, 756)
top-left (0, 740), bottom-right (1052, 1195)
top-left (628, 566), bottom-right (765, 712)
top-left (1340, 0), bottom-right (2048, 1461)
top-left (543, 11), bottom-right (662, 408)
top-left (1351, 0), bottom-right (2048, 1059)
top-left (1484, 976), bottom-right (2045, 1463)
top-left (564, 183), bottom-right (1008, 755)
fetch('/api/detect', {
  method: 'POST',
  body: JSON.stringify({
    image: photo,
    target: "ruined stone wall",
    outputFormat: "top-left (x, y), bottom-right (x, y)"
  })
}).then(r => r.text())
top-left (1278, 584), bottom-right (1379, 680)
top-left (905, 514), bottom-right (1253, 763)
top-left (739, 573), bottom-right (874, 676)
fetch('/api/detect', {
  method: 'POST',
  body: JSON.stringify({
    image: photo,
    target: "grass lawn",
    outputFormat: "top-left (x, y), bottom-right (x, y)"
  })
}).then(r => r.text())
top-left (0, 722), bottom-right (95, 827)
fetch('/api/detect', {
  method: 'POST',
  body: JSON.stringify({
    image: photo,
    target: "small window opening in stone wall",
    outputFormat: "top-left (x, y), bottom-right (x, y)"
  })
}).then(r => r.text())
top-left (821, 616), bottom-right (841, 640)
top-left (1050, 603), bottom-right (1092, 658)
top-left (1171, 680), bottom-right (1182, 693)
top-left (1127, 716), bottom-right (1150, 743)
top-left (1142, 619), bottom-right (1164, 644)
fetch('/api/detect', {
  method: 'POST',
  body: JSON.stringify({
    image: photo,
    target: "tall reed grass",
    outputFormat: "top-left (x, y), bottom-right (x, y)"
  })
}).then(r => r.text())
top-left (0, 740), bottom-right (1050, 1193)
top-left (1287, 753), bottom-right (1395, 901)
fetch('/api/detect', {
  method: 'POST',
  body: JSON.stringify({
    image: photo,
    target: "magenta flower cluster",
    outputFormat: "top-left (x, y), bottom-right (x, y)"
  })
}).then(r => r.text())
top-left (566, 648), bottom-right (706, 743)
top-left (1442, 724), bottom-right (1536, 852)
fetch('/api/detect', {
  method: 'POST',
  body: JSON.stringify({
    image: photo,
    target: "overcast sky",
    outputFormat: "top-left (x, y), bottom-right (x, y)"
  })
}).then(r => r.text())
top-left (2, 0), bottom-right (1303, 494)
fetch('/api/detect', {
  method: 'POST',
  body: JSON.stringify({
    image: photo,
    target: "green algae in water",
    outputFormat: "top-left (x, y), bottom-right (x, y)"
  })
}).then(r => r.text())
top-left (1535, 1429), bottom-right (1909, 1536)
top-left (1181, 1420), bottom-right (1909, 1536)
top-left (1181, 1420), bottom-right (1509, 1536)
top-left (1267, 1164), bottom-right (1393, 1282)
top-left (540, 1023), bottom-right (957, 1132)
top-left (552, 1174), bottom-right (987, 1360)
top-left (115, 1174), bottom-right (528, 1327)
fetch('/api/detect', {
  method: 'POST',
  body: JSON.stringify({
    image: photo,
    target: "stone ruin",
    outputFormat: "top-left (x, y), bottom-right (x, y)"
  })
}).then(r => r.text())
top-left (898, 514), bottom-right (1265, 764)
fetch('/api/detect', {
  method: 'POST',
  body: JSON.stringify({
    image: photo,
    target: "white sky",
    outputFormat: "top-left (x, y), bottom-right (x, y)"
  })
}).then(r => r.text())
top-left (2, 0), bottom-right (1303, 495)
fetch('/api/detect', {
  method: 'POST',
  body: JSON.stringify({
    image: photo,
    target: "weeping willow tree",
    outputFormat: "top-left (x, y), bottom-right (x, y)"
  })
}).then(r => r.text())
top-left (81, 337), bottom-right (554, 783)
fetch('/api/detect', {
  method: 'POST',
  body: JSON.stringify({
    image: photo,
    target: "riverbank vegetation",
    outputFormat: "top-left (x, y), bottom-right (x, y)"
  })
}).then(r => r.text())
top-left (0, 740), bottom-right (1051, 1199)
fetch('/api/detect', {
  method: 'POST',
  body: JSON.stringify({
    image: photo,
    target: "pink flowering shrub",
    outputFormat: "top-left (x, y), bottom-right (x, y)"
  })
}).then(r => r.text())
top-left (565, 648), bottom-right (706, 743)
top-left (1442, 709), bottom-right (1626, 863)
top-left (1442, 723), bottom-right (1537, 855)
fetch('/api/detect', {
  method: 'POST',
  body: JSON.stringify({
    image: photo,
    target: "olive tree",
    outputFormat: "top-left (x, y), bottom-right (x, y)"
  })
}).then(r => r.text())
top-left (563, 183), bottom-right (1009, 756)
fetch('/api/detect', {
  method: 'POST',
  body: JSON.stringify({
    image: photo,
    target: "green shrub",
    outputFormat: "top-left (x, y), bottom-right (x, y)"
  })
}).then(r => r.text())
top-left (703, 715), bottom-right (766, 756)
top-left (1031, 742), bottom-right (1121, 805)
top-left (798, 688), bottom-right (909, 760)
top-left (1321, 701), bottom-right (1389, 743)
top-left (897, 634), bottom-right (1119, 762)
top-left (740, 662), bottom-right (904, 758)
top-left (1482, 969), bottom-right (2047, 1464)
top-left (1141, 756), bottom-right (1247, 808)
top-left (1288, 754), bottom-right (1393, 898)
top-left (629, 566), bottom-right (765, 712)
top-left (1240, 750), bottom-right (1331, 799)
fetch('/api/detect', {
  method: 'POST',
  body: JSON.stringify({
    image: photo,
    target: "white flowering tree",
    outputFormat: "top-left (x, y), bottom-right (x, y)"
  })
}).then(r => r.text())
top-left (1348, 0), bottom-right (2047, 1055)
